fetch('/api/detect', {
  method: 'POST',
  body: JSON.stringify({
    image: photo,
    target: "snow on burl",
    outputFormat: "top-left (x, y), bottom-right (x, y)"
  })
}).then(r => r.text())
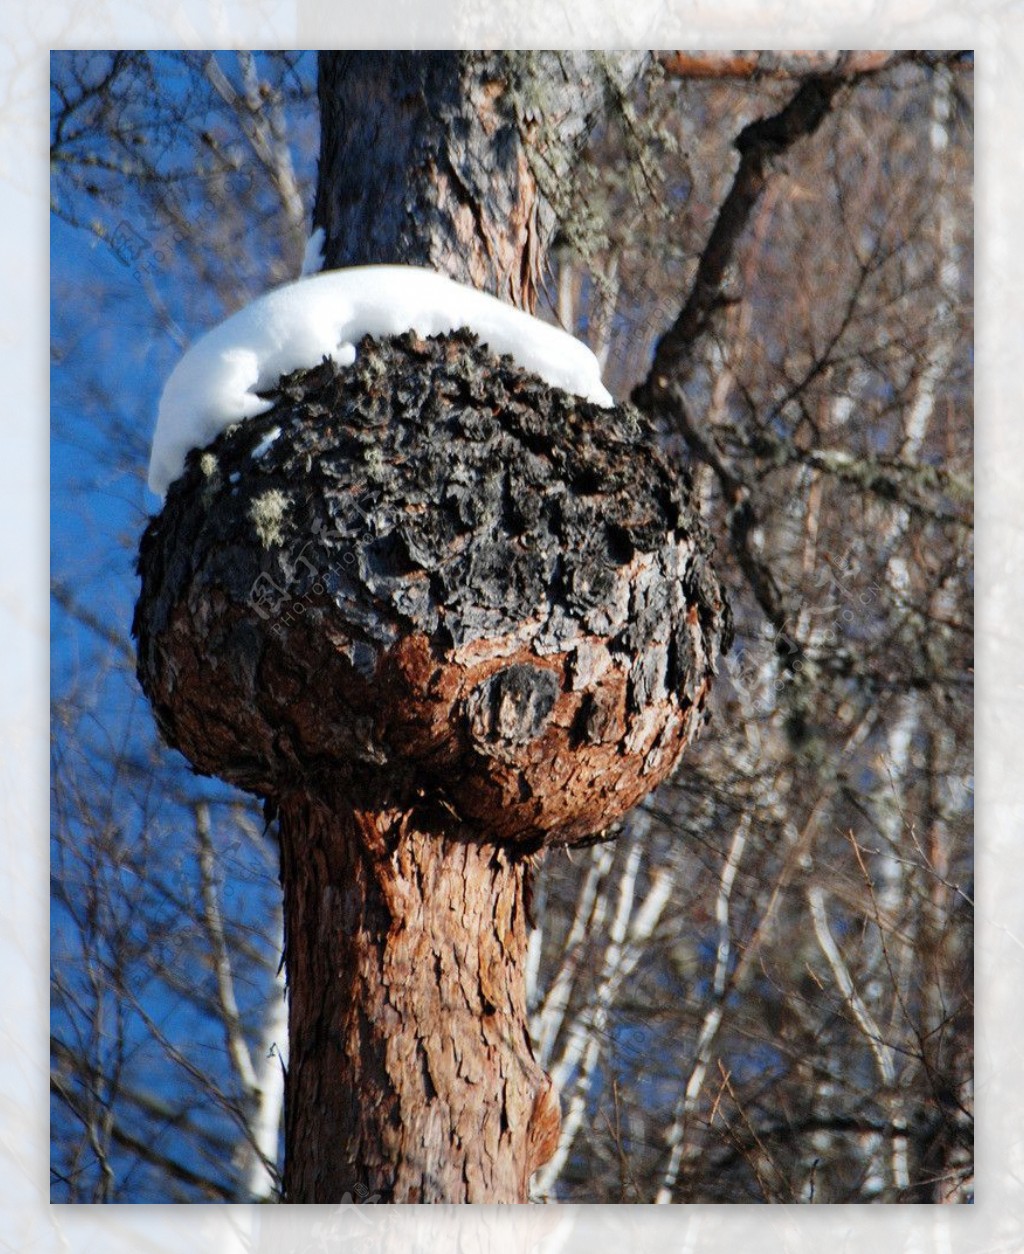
top-left (147, 264), bottom-right (614, 498)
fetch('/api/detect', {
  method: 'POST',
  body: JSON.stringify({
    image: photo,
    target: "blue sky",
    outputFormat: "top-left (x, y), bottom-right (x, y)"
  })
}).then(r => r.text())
top-left (50, 51), bottom-right (319, 1202)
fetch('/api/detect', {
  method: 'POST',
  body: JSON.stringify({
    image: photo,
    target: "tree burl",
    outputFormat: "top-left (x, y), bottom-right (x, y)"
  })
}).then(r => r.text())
top-left (133, 328), bottom-right (732, 1202)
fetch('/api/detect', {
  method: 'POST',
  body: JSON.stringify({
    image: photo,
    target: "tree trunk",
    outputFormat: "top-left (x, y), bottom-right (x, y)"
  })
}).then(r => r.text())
top-left (134, 51), bottom-right (729, 1205)
top-left (295, 51), bottom-right (646, 1201)
top-left (279, 788), bottom-right (559, 1202)
top-left (313, 51), bottom-right (642, 310)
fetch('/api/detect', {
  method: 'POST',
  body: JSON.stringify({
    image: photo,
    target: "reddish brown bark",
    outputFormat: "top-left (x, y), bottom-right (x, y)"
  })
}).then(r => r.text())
top-left (279, 790), bottom-right (559, 1202)
top-left (656, 50), bottom-right (965, 81)
top-left (658, 50), bottom-right (892, 80)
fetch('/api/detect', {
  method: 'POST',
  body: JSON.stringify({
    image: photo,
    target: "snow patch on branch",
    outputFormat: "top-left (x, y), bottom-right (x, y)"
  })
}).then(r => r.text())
top-left (148, 265), bottom-right (614, 498)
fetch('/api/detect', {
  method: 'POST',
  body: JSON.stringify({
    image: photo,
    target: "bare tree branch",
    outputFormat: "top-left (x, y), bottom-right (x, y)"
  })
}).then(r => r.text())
top-left (634, 72), bottom-right (851, 407)
top-left (656, 50), bottom-right (971, 82)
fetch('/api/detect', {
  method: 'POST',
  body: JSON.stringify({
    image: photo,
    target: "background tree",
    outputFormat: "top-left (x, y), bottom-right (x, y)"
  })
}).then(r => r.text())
top-left (51, 49), bottom-right (973, 1204)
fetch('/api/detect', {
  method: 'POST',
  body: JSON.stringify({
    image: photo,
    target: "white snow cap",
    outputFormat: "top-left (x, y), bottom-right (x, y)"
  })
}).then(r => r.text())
top-left (147, 264), bottom-right (614, 498)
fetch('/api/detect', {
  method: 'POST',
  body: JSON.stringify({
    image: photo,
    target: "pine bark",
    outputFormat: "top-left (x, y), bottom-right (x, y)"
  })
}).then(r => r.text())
top-left (313, 52), bottom-right (642, 310)
top-left (134, 337), bottom-right (731, 1201)
top-left (279, 790), bottom-right (558, 1202)
top-left (134, 52), bottom-right (728, 1204)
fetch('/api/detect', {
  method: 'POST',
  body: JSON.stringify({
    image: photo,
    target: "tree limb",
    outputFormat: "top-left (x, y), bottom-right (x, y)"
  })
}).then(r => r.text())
top-left (51, 1070), bottom-right (237, 1201)
top-left (656, 50), bottom-right (971, 82)
top-left (634, 71), bottom-right (850, 408)
top-left (635, 52), bottom-right (970, 408)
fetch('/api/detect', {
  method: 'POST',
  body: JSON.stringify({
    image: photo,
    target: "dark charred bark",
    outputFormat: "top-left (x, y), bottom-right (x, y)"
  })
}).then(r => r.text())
top-left (134, 336), bottom-right (730, 840)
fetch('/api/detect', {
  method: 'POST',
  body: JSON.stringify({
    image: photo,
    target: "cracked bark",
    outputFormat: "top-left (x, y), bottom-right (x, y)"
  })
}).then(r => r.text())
top-left (313, 51), bottom-right (644, 312)
top-left (279, 792), bottom-right (558, 1202)
top-left (135, 336), bottom-right (731, 1201)
top-left (134, 53), bottom-right (728, 1203)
